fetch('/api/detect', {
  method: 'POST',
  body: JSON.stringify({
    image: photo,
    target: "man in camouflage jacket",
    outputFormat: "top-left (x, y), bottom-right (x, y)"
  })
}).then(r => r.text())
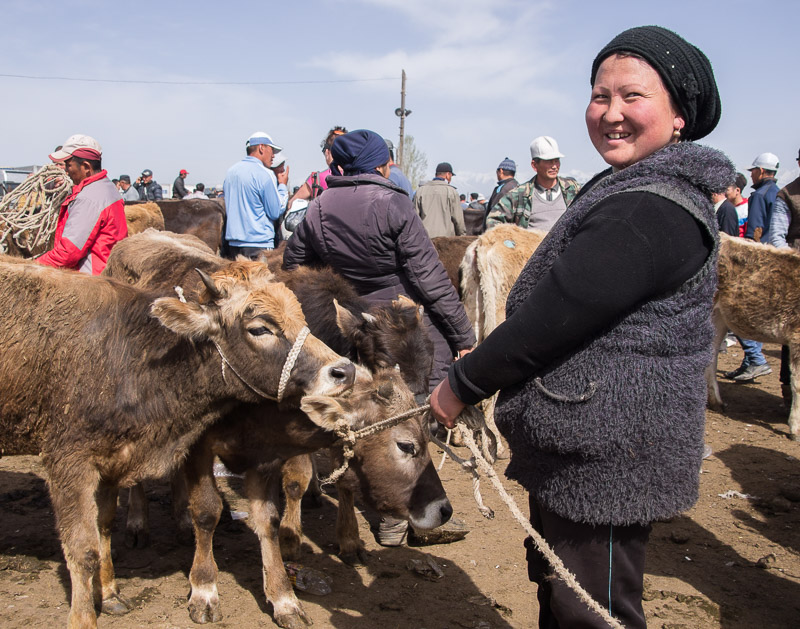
top-left (486, 136), bottom-right (580, 231)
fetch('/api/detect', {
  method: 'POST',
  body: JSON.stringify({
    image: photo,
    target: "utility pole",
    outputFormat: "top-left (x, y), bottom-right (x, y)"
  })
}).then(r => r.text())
top-left (395, 69), bottom-right (411, 169)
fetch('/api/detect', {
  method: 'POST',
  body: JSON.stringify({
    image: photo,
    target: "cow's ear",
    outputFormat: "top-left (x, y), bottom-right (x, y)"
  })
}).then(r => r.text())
top-left (151, 297), bottom-right (220, 339)
top-left (393, 294), bottom-right (417, 310)
top-left (334, 298), bottom-right (361, 334)
top-left (300, 396), bottom-right (346, 431)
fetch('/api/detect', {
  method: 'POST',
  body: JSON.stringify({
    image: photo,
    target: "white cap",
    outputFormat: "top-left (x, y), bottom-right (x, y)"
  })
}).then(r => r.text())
top-left (246, 131), bottom-right (282, 153)
top-left (49, 134), bottom-right (102, 162)
top-left (748, 152), bottom-right (779, 171)
top-left (271, 154), bottom-right (286, 168)
top-left (530, 136), bottom-right (564, 160)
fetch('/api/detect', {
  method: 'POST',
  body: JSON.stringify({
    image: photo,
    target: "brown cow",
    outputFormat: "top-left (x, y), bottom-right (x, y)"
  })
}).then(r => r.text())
top-left (106, 231), bottom-right (435, 539)
top-left (431, 234), bottom-right (477, 290)
top-left (124, 198), bottom-right (226, 253)
top-left (182, 367), bottom-right (450, 628)
top-left (706, 235), bottom-right (800, 439)
top-left (0, 256), bottom-right (355, 629)
top-left (124, 201), bottom-right (164, 234)
top-left (103, 231), bottom-right (447, 627)
top-left (459, 224), bottom-right (546, 342)
top-left (457, 225), bottom-right (546, 458)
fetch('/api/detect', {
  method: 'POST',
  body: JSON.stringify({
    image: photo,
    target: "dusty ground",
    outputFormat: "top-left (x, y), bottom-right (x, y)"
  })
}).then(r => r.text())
top-left (1, 343), bottom-right (799, 628)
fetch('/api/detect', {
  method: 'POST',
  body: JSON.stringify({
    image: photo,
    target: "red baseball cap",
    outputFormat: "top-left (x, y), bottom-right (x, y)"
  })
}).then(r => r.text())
top-left (180, 169), bottom-right (189, 175)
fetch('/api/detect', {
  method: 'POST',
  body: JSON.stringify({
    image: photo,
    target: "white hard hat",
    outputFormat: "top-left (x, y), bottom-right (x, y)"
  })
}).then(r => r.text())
top-left (748, 152), bottom-right (780, 171)
top-left (530, 136), bottom-right (564, 160)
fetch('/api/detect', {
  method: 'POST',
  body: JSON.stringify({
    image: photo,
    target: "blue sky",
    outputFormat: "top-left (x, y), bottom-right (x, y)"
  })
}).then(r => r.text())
top-left (2, 0), bottom-right (798, 196)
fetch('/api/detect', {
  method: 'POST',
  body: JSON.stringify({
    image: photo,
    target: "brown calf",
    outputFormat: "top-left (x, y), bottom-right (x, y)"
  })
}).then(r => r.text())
top-left (0, 256), bottom-right (354, 629)
top-left (182, 367), bottom-right (450, 628)
top-left (706, 235), bottom-right (800, 438)
top-left (431, 234), bottom-right (477, 291)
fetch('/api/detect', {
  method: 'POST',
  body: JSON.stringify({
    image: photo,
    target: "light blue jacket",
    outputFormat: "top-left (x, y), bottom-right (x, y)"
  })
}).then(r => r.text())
top-left (223, 156), bottom-right (282, 247)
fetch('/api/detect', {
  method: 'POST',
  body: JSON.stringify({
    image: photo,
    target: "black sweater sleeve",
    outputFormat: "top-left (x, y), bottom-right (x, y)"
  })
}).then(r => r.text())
top-left (449, 191), bottom-right (713, 404)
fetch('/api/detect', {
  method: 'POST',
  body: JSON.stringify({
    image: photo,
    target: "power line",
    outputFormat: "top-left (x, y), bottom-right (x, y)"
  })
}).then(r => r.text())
top-left (0, 73), bottom-right (395, 86)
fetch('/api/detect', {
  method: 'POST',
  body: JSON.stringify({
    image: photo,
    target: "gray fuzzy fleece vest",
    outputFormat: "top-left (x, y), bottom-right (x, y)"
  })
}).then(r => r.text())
top-left (496, 143), bottom-right (735, 526)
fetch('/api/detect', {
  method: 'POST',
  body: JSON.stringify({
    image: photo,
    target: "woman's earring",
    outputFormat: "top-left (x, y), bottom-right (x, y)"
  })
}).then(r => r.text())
top-left (672, 128), bottom-right (681, 139)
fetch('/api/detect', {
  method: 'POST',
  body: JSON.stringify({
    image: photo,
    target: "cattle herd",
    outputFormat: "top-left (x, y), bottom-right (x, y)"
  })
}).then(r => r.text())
top-left (0, 200), bottom-right (798, 628)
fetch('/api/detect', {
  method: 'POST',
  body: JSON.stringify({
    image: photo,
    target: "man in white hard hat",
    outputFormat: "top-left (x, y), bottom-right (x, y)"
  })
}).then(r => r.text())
top-left (744, 152), bottom-right (780, 243)
top-left (38, 134), bottom-right (128, 275)
top-left (486, 136), bottom-right (580, 231)
top-left (223, 131), bottom-right (284, 258)
top-left (724, 152), bottom-right (781, 384)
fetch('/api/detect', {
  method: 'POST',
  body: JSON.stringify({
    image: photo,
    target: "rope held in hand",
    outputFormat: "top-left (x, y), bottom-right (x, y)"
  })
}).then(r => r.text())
top-left (313, 393), bottom-right (623, 628)
top-left (436, 417), bottom-right (625, 629)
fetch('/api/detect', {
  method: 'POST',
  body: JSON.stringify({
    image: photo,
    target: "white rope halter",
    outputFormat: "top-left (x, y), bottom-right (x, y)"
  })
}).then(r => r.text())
top-left (173, 284), bottom-right (310, 403)
top-left (213, 327), bottom-right (310, 403)
top-left (319, 403), bottom-right (431, 486)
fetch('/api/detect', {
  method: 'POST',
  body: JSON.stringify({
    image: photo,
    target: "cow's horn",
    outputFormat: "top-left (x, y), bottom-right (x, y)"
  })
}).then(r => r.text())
top-left (195, 268), bottom-right (222, 300)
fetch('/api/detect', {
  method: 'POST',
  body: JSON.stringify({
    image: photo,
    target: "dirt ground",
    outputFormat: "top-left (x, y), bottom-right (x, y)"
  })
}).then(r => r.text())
top-left (2, 343), bottom-right (799, 628)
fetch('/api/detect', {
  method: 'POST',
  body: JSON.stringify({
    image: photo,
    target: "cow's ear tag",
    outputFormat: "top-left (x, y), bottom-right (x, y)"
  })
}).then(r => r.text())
top-left (503, 239), bottom-right (516, 249)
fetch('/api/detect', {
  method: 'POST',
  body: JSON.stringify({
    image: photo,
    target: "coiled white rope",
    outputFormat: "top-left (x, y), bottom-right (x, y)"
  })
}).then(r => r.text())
top-left (0, 164), bottom-right (71, 254)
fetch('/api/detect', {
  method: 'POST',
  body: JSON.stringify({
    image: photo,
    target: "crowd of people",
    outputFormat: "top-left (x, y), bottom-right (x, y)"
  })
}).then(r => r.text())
top-left (27, 22), bottom-right (800, 628)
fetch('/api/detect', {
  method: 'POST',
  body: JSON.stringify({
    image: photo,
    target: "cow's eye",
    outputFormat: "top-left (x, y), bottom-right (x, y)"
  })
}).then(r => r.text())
top-left (397, 441), bottom-right (416, 456)
top-left (248, 326), bottom-right (273, 337)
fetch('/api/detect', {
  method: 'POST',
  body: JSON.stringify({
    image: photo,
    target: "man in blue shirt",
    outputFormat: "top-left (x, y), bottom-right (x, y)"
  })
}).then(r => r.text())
top-left (744, 152), bottom-right (780, 243)
top-left (384, 139), bottom-right (413, 197)
top-left (223, 131), bottom-right (284, 258)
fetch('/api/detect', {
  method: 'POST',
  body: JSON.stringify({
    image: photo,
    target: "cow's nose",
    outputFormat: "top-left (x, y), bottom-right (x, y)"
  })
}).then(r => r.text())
top-left (329, 361), bottom-right (355, 386)
top-left (439, 501), bottom-right (453, 524)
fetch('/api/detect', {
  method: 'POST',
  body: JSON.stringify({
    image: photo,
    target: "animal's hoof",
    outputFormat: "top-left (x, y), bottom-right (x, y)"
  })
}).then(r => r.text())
top-left (101, 592), bottom-right (133, 615)
top-left (338, 547), bottom-right (368, 566)
top-left (274, 611), bottom-right (313, 628)
top-left (494, 448), bottom-right (510, 460)
top-left (790, 432), bottom-right (799, 442)
top-left (188, 598), bottom-right (222, 624)
top-left (124, 528), bottom-right (150, 549)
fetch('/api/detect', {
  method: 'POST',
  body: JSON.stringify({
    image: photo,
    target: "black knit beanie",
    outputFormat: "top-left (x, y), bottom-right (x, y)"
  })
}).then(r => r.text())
top-left (590, 26), bottom-right (721, 141)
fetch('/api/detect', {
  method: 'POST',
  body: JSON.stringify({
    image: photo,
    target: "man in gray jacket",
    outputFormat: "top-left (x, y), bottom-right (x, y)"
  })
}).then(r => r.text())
top-left (414, 162), bottom-right (465, 238)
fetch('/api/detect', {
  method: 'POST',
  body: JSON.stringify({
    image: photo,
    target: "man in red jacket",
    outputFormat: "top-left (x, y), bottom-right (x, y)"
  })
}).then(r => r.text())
top-left (38, 134), bottom-right (127, 275)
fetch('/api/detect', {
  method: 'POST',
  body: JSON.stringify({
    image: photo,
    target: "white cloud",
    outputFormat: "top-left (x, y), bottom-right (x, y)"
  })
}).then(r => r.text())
top-left (306, 0), bottom-right (567, 107)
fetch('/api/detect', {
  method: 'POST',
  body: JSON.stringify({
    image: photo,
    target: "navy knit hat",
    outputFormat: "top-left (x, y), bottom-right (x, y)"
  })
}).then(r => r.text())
top-left (497, 157), bottom-right (516, 173)
top-left (590, 26), bottom-right (721, 141)
top-left (330, 129), bottom-right (391, 176)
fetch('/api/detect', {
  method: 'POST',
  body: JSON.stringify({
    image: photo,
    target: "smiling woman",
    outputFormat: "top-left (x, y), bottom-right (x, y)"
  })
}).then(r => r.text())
top-left (430, 25), bottom-right (734, 628)
top-left (586, 53), bottom-right (685, 169)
